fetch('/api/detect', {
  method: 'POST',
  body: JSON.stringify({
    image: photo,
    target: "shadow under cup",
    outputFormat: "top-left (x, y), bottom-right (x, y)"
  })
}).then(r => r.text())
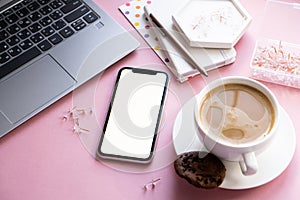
top-left (194, 76), bottom-right (279, 176)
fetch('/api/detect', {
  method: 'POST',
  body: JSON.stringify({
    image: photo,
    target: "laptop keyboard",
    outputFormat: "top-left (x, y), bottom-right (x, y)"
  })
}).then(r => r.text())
top-left (0, 0), bottom-right (100, 79)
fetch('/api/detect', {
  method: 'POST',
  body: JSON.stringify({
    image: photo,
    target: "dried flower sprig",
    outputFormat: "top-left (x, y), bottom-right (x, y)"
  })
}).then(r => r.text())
top-left (190, 6), bottom-right (243, 38)
top-left (252, 40), bottom-right (300, 75)
top-left (62, 106), bottom-right (93, 134)
top-left (143, 178), bottom-right (161, 191)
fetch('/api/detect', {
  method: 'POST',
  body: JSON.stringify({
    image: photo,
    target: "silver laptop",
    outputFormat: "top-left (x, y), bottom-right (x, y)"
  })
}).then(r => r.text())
top-left (0, 0), bottom-right (139, 138)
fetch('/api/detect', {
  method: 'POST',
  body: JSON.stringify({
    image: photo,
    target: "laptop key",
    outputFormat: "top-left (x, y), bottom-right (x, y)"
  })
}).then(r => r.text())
top-left (37, 40), bottom-right (52, 51)
top-left (18, 17), bottom-right (32, 28)
top-left (7, 24), bottom-right (21, 34)
top-left (0, 31), bottom-right (9, 41)
top-left (40, 16), bottom-right (53, 27)
top-left (50, 10), bottom-right (63, 20)
top-left (19, 39), bottom-right (33, 50)
top-left (61, 0), bottom-right (75, 4)
top-left (8, 46), bottom-right (22, 57)
top-left (0, 42), bottom-right (9, 53)
top-left (27, 2), bottom-right (40, 11)
top-left (0, 52), bottom-right (10, 64)
top-left (52, 19), bottom-right (66, 30)
top-left (59, 26), bottom-right (74, 38)
top-left (28, 23), bottom-right (42, 33)
top-left (41, 26), bottom-right (55, 37)
top-left (30, 33), bottom-right (44, 43)
top-left (6, 35), bottom-right (20, 46)
top-left (12, 3), bottom-right (23, 11)
top-left (22, 0), bottom-right (34, 5)
top-left (49, 33), bottom-right (63, 45)
top-left (71, 19), bottom-right (86, 31)
top-left (83, 12), bottom-right (99, 24)
top-left (50, 0), bottom-right (64, 9)
top-left (61, 0), bottom-right (82, 14)
top-left (0, 20), bottom-right (8, 29)
top-left (5, 13), bottom-right (19, 24)
top-left (28, 12), bottom-right (42, 22)
top-left (17, 29), bottom-right (31, 39)
top-left (37, 0), bottom-right (48, 5)
top-left (39, 5), bottom-right (53, 15)
top-left (16, 7), bottom-right (30, 18)
top-left (0, 47), bottom-right (41, 79)
top-left (2, 9), bottom-right (13, 17)
top-left (64, 5), bottom-right (89, 23)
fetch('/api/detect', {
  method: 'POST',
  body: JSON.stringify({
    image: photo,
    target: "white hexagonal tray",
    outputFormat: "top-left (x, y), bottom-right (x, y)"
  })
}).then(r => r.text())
top-left (172, 0), bottom-right (252, 48)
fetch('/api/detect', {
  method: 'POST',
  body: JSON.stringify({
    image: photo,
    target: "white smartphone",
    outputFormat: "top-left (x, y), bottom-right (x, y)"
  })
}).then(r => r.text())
top-left (97, 67), bottom-right (169, 163)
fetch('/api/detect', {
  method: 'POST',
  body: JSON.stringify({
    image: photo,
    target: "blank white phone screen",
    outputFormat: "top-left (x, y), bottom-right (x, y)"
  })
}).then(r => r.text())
top-left (100, 68), bottom-right (167, 160)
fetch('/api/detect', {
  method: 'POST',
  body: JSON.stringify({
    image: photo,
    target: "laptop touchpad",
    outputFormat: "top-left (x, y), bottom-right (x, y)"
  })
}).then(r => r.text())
top-left (0, 55), bottom-right (76, 124)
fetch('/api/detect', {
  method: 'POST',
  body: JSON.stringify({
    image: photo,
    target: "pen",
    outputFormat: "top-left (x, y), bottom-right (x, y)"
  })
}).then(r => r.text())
top-left (147, 12), bottom-right (208, 77)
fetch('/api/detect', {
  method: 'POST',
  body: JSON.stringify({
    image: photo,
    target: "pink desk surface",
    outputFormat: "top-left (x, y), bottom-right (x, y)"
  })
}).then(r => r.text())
top-left (0, 0), bottom-right (299, 199)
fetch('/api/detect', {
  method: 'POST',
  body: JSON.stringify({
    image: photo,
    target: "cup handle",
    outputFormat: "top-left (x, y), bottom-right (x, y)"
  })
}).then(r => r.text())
top-left (239, 152), bottom-right (258, 176)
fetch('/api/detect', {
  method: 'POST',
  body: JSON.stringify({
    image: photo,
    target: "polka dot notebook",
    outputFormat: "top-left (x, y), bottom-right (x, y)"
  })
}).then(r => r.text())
top-left (119, 0), bottom-right (198, 82)
top-left (119, 0), bottom-right (236, 82)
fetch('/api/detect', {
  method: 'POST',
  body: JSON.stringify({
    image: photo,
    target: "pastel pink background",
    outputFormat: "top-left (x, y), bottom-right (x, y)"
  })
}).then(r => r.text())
top-left (0, 0), bottom-right (299, 199)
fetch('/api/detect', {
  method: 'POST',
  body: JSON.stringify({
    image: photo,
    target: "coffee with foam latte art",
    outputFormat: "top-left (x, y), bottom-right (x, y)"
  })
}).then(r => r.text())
top-left (199, 84), bottom-right (275, 144)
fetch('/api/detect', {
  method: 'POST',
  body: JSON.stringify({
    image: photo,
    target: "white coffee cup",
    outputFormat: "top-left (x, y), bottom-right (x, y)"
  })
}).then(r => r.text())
top-left (194, 76), bottom-right (279, 176)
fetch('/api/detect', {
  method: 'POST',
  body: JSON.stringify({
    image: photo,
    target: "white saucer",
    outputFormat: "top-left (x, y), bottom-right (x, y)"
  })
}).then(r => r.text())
top-left (172, 97), bottom-right (296, 190)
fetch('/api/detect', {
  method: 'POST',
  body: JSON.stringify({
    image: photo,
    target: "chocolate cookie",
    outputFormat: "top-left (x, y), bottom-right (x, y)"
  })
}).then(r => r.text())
top-left (174, 151), bottom-right (226, 189)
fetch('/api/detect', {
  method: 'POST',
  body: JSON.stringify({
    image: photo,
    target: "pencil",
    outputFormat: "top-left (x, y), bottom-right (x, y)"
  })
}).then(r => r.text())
top-left (149, 14), bottom-right (208, 77)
